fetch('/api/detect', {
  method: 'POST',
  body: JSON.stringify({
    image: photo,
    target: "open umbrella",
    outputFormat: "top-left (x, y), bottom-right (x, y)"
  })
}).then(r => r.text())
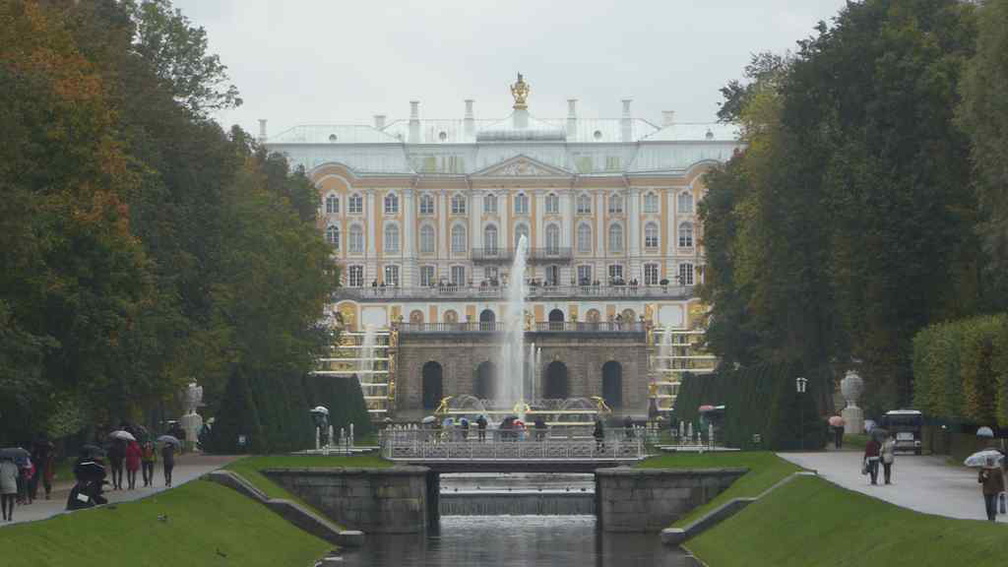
top-left (421, 415), bottom-right (437, 424)
top-left (698, 405), bottom-right (716, 412)
top-left (976, 426), bottom-right (995, 439)
top-left (73, 460), bottom-right (107, 482)
top-left (0, 447), bottom-right (29, 460)
top-left (965, 449), bottom-right (1004, 468)
top-left (828, 416), bottom-right (845, 427)
top-left (109, 430), bottom-right (136, 442)
top-left (156, 435), bottom-right (181, 447)
top-left (310, 406), bottom-right (329, 415)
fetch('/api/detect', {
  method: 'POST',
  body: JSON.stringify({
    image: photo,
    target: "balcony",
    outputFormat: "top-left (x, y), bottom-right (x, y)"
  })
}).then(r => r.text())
top-left (335, 284), bottom-right (696, 302)
top-left (470, 247), bottom-right (514, 263)
top-left (396, 321), bottom-right (646, 334)
top-left (470, 247), bottom-right (573, 264)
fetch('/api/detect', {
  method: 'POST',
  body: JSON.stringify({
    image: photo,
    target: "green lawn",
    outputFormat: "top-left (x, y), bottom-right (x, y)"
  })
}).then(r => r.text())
top-left (688, 474), bottom-right (1005, 566)
top-left (637, 451), bottom-right (802, 527)
top-left (0, 480), bottom-right (330, 567)
top-left (224, 454), bottom-right (391, 501)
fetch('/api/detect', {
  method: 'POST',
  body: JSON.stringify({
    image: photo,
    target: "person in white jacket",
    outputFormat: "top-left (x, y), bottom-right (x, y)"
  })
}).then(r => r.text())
top-left (880, 435), bottom-right (896, 485)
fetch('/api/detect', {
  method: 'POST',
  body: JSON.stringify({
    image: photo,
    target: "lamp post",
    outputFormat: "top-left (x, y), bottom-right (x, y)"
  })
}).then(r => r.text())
top-left (796, 377), bottom-right (808, 451)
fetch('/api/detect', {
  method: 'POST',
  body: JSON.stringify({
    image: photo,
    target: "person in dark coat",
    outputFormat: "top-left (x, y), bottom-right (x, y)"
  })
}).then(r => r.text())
top-left (534, 417), bottom-right (547, 441)
top-left (593, 420), bottom-right (605, 451)
top-left (30, 438), bottom-right (54, 500)
top-left (161, 443), bottom-right (176, 487)
top-left (979, 456), bottom-right (1005, 522)
top-left (864, 437), bottom-right (881, 485)
top-left (108, 439), bottom-right (125, 490)
top-left (476, 415), bottom-right (488, 442)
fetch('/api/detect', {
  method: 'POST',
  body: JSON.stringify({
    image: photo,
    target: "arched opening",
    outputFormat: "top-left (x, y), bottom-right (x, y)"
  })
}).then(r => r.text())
top-left (479, 309), bottom-right (496, 330)
top-left (548, 308), bottom-right (564, 330)
top-left (544, 361), bottom-right (569, 399)
top-left (585, 309), bottom-right (601, 324)
top-left (409, 310), bottom-right (424, 324)
top-left (602, 361), bottom-right (622, 409)
top-left (621, 309), bottom-right (636, 324)
top-left (443, 310), bottom-right (458, 324)
top-left (474, 361), bottom-right (496, 400)
top-left (422, 362), bottom-right (443, 410)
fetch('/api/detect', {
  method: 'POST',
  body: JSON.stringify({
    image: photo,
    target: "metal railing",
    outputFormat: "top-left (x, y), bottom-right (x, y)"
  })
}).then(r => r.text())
top-left (396, 321), bottom-right (645, 334)
top-left (336, 284), bottom-right (695, 302)
top-left (469, 247), bottom-right (573, 263)
top-left (379, 428), bottom-right (645, 461)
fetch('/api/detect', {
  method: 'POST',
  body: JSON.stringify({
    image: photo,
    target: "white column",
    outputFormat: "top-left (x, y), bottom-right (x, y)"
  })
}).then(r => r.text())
top-left (403, 189), bottom-right (415, 286)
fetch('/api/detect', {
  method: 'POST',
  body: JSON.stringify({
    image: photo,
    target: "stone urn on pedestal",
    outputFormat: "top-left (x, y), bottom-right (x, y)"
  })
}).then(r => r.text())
top-left (180, 382), bottom-right (204, 452)
top-left (840, 370), bottom-right (864, 435)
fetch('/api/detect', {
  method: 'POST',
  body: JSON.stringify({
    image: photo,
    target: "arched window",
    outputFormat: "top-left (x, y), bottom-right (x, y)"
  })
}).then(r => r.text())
top-left (484, 224), bottom-right (499, 254)
top-left (644, 222), bottom-right (659, 249)
top-left (325, 225), bottom-right (340, 249)
top-left (644, 263), bottom-right (660, 285)
top-left (545, 193), bottom-right (560, 214)
top-left (514, 223), bottom-right (529, 248)
top-left (678, 191), bottom-right (694, 215)
top-left (608, 223), bottom-right (624, 252)
top-left (348, 193), bottom-right (363, 214)
top-left (422, 362), bottom-right (443, 410)
top-left (643, 192), bottom-right (659, 214)
top-left (576, 223), bottom-right (592, 253)
top-left (609, 194), bottom-right (624, 214)
top-left (479, 309), bottom-right (496, 331)
top-left (474, 361), bottom-right (496, 399)
top-left (325, 193), bottom-right (339, 214)
top-left (576, 193), bottom-right (592, 214)
top-left (544, 361), bottom-right (569, 399)
top-left (419, 224), bottom-right (436, 254)
top-left (383, 192), bottom-right (399, 214)
top-left (451, 193), bottom-right (467, 215)
top-left (514, 193), bottom-right (529, 215)
top-left (451, 224), bottom-right (467, 254)
top-left (484, 193), bottom-right (498, 214)
top-left (602, 361), bottom-right (622, 409)
top-left (678, 222), bottom-right (694, 248)
top-left (348, 225), bottom-right (364, 254)
top-left (384, 223), bottom-right (400, 253)
top-left (545, 223), bottom-right (561, 254)
top-left (419, 194), bottom-right (435, 215)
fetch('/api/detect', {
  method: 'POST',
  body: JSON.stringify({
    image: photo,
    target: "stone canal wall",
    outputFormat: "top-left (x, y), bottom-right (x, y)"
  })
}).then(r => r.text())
top-left (595, 467), bottom-right (748, 532)
top-left (263, 467), bottom-right (431, 534)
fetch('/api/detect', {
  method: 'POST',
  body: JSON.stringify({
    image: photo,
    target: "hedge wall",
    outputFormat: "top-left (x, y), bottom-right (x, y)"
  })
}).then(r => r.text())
top-left (912, 314), bottom-right (1008, 426)
top-left (672, 360), bottom-right (829, 450)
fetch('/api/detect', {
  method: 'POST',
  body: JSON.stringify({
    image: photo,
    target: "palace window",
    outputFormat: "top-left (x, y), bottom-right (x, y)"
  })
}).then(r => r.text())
top-left (348, 225), bottom-right (364, 254)
top-left (450, 265), bottom-right (466, 285)
top-left (545, 223), bottom-right (561, 254)
top-left (384, 192), bottom-right (399, 215)
top-left (678, 191), bottom-right (694, 215)
top-left (678, 263), bottom-right (694, 286)
top-left (348, 193), bottom-right (363, 214)
top-left (420, 265), bottom-right (435, 287)
top-left (514, 193), bottom-right (529, 215)
top-left (419, 194), bottom-right (435, 215)
top-left (383, 224), bottom-right (400, 253)
top-left (608, 223), bottom-right (624, 252)
top-left (451, 194), bottom-right (467, 215)
top-left (577, 265), bottom-right (592, 285)
top-left (643, 192), bottom-right (659, 214)
top-left (644, 263), bottom-right (660, 285)
top-left (484, 193), bottom-right (498, 214)
top-left (609, 194), bottom-right (624, 214)
top-left (484, 266), bottom-right (499, 282)
top-left (545, 193), bottom-right (560, 214)
top-left (451, 224), bottom-right (467, 254)
top-left (348, 265), bottom-right (364, 287)
top-left (419, 224), bottom-right (436, 254)
top-left (545, 265), bottom-right (560, 286)
top-left (383, 265), bottom-right (400, 287)
top-left (644, 222), bottom-right (659, 250)
top-left (325, 194), bottom-right (339, 214)
top-left (514, 223), bottom-right (529, 247)
top-left (678, 222), bottom-right (694, 248)
top-left (325, 225), bottom-right (340, 249)
top-left (576, 193), bottom-right (592, 214)
top-left (576, 223), bottom-right (592, 253)
top-left (484, 224), bottom-right (499, 254)
top-left (608, 264), bottom-right (624, 282)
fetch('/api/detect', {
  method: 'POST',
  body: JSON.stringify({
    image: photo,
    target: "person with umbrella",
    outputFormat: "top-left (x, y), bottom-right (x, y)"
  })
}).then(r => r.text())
top-left (979, 454), bottom-right (1005, 522)
top-left (158, 436), bottom-right (179, 487)
top-left (828, 416), bottom-right (845, 449)
top-left (0, 452), bottom-right (19, 521)
top-left (30, 437), bottom-right (55, 500)
top-left (125, 439), bottom-right (142, 490)
top-left (864, 433), bottom-right (881, 485)
top-left (140, 439), bottom-right (157, 487)
top-left (107, 435), bottom-right (127, 490)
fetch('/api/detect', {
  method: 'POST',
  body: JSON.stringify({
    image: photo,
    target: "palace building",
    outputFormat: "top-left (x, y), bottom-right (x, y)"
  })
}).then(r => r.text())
top-left (264, 75), bottom-right (738, 421)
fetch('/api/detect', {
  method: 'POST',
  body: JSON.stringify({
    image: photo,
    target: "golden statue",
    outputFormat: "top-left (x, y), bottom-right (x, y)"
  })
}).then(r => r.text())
top-left (511, 72), bottom-right (530, 110)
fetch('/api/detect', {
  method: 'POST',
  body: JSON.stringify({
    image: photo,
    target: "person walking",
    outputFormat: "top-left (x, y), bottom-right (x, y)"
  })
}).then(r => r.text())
top-left (30, 438), bottom-right (55, 500)
top-left (979, 456), bottom-right (1005, 522)
top-left (124, 440), bottom-right (142, 490)
top-left (0, 457), bottom-right (18, 522)
top-left (108, 439), bottom-right (125, 490)
top-left (864, 436), bottom-right (881, 485)
top-left (833, 425), bottom-right (844, 449)
top-left (161, 442), bottom-right (176, 487)
top-left (476, 415), bottom-right (488, 442)
top-left (880, 435), bottom-right (896, 485)
top-left (593, 419), bottom-right (606, 452)
top-left (140, 441), bottom-right (156, 487)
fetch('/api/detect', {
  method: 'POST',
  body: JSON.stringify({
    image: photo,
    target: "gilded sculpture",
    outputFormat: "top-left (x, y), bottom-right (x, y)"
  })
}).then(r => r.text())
top-left (511, 72), bottom-right (530, 110)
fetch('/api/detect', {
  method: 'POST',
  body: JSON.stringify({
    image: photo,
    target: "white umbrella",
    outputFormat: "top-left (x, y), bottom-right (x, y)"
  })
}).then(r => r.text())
top-left (310, 406), bottom-right (329, 415)
top-left (157, 434), bottom-right (181, 447)
top-left (964, 449), bottom-right (1004, 468)
top-left (109, 430), bottom-right (136, 441)
top-left (421, 416), bottom-right (437, 424)
top-left (976, 426), bottom-right (994, 438)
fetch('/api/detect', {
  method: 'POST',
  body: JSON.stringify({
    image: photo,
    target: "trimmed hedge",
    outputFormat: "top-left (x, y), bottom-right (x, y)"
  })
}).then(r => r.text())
top-left (672, 361), bottom-right (829, 450)
top-left (912, 314), bottom-right (1008, 426)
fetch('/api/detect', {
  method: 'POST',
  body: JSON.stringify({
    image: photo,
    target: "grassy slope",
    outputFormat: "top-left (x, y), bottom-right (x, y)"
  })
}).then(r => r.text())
top-left (0, 480), bottom-right (330, 567)
top-left (689, 475), bottom-right (1005, 567)
top-left (224, 454), bottom-right (391, 500)
top-left (636, 452), bottom-right (802, 527)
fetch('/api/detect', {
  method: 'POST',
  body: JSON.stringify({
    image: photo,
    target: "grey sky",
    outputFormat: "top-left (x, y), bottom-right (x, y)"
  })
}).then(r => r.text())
top-left (173, 0), bottom-right (847, 136)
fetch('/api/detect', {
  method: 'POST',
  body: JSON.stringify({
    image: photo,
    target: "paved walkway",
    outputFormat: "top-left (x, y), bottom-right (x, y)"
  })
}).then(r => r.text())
top-left (779, 451), bottom-right (1003, 522)
top-left (2, 453), bottom-right (237, 526)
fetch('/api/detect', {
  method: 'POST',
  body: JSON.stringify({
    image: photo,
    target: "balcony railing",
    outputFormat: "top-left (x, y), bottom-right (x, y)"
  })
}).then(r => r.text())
top-left (336, 284), bottom-right (695, 302)
top-left (470, 247), bottom-right (573, 263)
top-left (470, 247), bottom-right (514, 263)
top-left (396, 321), bottom-right (645, 334)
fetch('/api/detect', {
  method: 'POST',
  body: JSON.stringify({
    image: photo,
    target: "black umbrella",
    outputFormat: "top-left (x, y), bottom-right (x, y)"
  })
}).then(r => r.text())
top-left (0, 447), bottom-right (29, 460)
top-left (73, 460), bottom-right (107, 482)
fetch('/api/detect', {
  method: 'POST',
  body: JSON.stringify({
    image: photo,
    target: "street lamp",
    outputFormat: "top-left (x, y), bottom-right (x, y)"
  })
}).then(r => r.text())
top-left (796, 377), bottom-right (808, 451)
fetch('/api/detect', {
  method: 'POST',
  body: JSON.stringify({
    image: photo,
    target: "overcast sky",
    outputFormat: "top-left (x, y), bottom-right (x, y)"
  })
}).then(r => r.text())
top-left (172, 0), bottom-right (847, 137)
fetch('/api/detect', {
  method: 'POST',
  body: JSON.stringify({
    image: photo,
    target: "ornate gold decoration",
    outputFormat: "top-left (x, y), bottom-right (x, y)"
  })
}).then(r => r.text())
top-left (510, 72), bottom-right (530, 110)
top-left (591, 396), bottom-right (613, 415)
top-left (434, 396), bottom-right (452, 416)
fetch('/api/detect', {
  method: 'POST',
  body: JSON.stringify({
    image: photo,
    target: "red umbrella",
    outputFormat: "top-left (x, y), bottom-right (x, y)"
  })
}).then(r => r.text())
top-left (828, 416), bottom-right (845, 427)
top-left (698, 405), bottom-right (716, 412)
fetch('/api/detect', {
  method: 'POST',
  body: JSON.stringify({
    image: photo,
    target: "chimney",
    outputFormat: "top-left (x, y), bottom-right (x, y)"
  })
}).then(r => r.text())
top-left (373, 114), bottom-right (386, 129)
top-left (408, 101), bottom-right (420, 143)
top-left (662, 110), bottom-right (676, 128)
top-left (621, 99), bottom-right (632, 142)
top-left (567, 99), bottom-right (578, 136)
top-left (464, 99), bottom-right (475, 138)
top-left (258, 119), bottom-right (267, 142)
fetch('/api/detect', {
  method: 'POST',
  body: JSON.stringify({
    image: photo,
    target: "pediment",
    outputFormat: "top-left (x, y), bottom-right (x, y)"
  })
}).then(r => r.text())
top-left (473, 155), bottom-right (572, 177)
